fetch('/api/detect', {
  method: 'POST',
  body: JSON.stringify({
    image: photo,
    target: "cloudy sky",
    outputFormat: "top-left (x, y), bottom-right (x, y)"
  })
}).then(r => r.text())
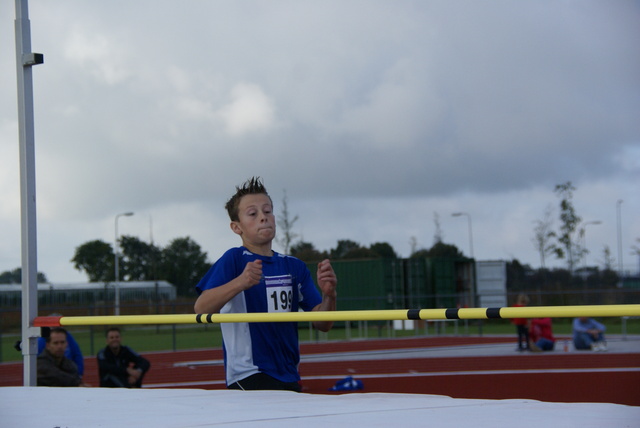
top-left (1, 1), bottom-right (639, 283)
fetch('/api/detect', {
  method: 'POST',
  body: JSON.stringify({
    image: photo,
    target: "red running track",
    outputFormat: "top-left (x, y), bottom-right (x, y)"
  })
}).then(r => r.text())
top-left (2, 337), bottom-right (638, 406)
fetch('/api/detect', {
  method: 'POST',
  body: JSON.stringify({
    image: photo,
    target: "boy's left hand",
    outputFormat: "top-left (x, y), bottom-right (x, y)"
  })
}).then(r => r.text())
top-left (317, 259), bottom-right (337, 298)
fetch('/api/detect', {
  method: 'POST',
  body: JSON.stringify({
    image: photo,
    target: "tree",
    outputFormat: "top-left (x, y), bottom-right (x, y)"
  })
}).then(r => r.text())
top-left (426, 241), bottom-right (464, 258)
top-left (71, 240), bottom-right (114, 282)
top-left (599, 245), bottom-right (619, 288)
top-left (275, 190), bottom-right (298, 255)
top-left (554, 181), bottom-right (584, 272)
top-left (291, 241), bottom-right (329, 262)
top-left (341, 247), bottom-right (377, 259)
top-left (0, 267), bottom-right (47, 284)
top-left (159, 237), bottom-right (210, 296)
top-left (410, 241), bottom-right (463, 259)
top-left (600, 245), bottom-right (615, 271)
top-left (72, 236), bottom-right (210, 294)
top-left (330, 240), bottom-right (363, 259)
top-left (410, 248), bottom-right (430, 259)
top-left (290, 241), bottom-right (327, 262)
top-left (409, 236), bottom-right (418, 255)
top-left (119, 235), bottom-right (162, 281)
top-left (632, 237), bottom-right (640, 265)
top-left (433, 212), bottom-right (444, 244)
top-left (532, 204), bottom-right (557, 268)
top-left (369, 242), bottom-right (398, 259)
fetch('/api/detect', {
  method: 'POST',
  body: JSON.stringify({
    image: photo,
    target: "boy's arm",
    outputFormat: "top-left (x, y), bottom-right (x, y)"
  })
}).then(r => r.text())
top-left (311, 259), bottom-right (337, 332)
top-left (194, 260), bottom-right (263, 313)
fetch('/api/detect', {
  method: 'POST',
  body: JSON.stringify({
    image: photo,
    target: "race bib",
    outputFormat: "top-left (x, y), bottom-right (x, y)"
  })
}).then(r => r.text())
top-left (265, 275), bottom-right (293, 312)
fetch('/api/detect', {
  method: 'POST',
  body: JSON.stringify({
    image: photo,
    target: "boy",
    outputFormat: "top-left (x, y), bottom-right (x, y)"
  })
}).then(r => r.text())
top-left (194, 177), bottom-right (337, 392)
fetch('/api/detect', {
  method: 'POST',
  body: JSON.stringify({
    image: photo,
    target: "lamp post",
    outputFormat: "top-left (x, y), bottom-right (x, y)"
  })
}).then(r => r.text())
top-left (452, 212), bottom-right (474, 258)
top-left (114, 212), bottom-right (134, 315)
top-left (581, 220), bottom-right (602, 268)
top-left (616, 199), bottom-right (623, 283)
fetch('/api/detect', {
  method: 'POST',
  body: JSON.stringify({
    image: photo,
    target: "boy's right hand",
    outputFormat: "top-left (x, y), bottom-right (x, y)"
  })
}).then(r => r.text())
top-left (240, 260), bottom-right (263, 289)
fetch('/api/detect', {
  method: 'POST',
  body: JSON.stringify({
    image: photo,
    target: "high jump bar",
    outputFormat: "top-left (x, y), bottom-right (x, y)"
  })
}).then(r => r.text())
top-left (33, 304), bottom-right (640, 327)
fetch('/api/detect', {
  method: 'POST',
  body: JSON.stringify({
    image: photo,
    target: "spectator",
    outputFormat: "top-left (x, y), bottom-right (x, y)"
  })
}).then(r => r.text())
top-left (97, 327), bottom-right (151, 387)
top-left (573, 317), bottom-right (607, 351)
top-left (37, 327), bottom-right (83, 387)
top-left (38, 325), bottom-right (85, 378)
top-left (529, 317), bottom-right (556, 351)
top-left (511, 294), bottom-right (530, 351)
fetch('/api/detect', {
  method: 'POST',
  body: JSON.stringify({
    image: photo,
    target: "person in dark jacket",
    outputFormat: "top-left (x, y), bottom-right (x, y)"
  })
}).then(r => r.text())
top-left (37, 327), bottom-right (83, 387)
top-left (38, 324), bottom-right (85, 378)
top-left (97, 327), bottom-right (150, 388)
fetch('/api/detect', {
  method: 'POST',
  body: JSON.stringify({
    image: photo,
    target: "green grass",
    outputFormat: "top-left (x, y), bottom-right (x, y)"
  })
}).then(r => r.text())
top-left (2, 318), bottom-right (639, 364)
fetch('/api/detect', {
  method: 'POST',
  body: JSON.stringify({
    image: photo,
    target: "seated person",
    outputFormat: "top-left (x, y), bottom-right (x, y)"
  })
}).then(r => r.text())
top-left (529, 317), bottom-right (556, 351)
top-left (573, 317), bottom-right (607, 351)
top-left (38, 326), bottom-right (85, 378)
top-left (37, 327), bottom-right (83, 387)
top-left (97, 327), bottom-right (151, 388)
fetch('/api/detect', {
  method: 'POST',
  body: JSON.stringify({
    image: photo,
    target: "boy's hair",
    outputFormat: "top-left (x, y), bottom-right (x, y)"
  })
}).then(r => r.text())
top-left (225, 177), bottom-right (271, 221)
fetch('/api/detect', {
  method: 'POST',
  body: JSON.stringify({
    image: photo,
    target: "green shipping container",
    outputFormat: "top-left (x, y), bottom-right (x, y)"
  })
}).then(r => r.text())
top-left (425, 258), bottom-right (476, 308)
top-left (306, 259), bottom-right (404, 311)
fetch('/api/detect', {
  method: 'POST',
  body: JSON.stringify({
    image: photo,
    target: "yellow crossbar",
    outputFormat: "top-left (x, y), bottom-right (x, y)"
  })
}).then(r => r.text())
top-left (32, 304), bottom-right (640, 327)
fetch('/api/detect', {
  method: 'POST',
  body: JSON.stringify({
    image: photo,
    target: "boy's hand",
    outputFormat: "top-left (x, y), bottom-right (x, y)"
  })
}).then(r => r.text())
top-left (317, 259), bottom-right (337, 298)
top-left (240, 260), bottom-right (263, 289)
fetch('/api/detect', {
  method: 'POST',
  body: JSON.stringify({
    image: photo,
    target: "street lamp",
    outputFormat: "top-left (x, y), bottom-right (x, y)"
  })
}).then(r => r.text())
top-left (114, 211), bottom-right (134, 315)
top-left (617, 200), bottom-right (623, 283)
top-left (581, 220), bottom-right (602, 268)
top-left (452, 212), bottom-right (474, 258)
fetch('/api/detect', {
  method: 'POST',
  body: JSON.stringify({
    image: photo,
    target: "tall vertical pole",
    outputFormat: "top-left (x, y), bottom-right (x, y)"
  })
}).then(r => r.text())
top-left (617, 200), bottom-right (623, 286)
top-left (452, 212), bottom-right (474, 258)
top-left (15, 0), bottom-right (44, 386)
top-left (115, 217), bottom-right (120, 315)
top-left (114, 212), bottom-right (134, 315)
top-left (466, 215), bottom-right (474, 259)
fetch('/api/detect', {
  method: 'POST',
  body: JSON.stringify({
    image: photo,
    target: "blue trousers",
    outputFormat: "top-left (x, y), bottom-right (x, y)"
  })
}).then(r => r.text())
top-left (573, 332), bottom-right (604, 350)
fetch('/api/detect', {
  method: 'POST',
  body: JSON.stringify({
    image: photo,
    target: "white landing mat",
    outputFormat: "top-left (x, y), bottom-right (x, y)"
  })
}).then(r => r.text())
top-left (1, 387), bottom-right (639, 428)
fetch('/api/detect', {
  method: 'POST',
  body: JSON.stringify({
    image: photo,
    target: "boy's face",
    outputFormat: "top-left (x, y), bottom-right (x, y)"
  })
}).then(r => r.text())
top-left (231, 193), bottom-right (275, 248)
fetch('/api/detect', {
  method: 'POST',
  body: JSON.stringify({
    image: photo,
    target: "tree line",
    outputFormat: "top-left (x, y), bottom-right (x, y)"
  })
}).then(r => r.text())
top-left (69, 236), bottom-right (210, 296)
top-left (1, 181), bottom-right (635, 296)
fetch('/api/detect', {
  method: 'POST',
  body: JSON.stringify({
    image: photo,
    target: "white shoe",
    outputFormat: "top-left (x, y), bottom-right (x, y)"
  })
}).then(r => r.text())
top-left (592, 342), bottom-right (607, 352)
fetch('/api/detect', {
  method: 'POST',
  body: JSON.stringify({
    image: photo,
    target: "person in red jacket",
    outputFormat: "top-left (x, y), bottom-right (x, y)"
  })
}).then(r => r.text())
top-left (529, 317), bottom-right (556, 351)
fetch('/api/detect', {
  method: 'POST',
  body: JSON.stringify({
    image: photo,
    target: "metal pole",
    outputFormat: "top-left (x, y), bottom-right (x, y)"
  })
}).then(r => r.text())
top-left (114, 212), bottom-right (134, 315)
top-left (467, 215), bottom-right (474, 259)
top-left (452, 212), bottom-right (474, 258)
top-left (616, 200), bottom-right (623, 285)
top-left (15, 0), bottom-right (44, 387)
top-left (582, 221), bottom-right (602, 268)
top-left (115, 217), bottom-right (119, 315)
